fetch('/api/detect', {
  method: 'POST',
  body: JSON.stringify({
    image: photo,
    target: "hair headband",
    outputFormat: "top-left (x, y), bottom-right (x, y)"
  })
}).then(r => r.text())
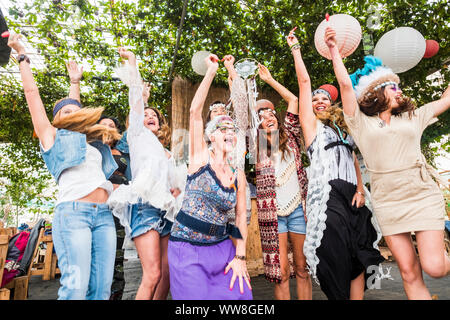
top-left (53, 98), bottom-right (82, 117)
top-left (204, 115), bottom-right (236, 137)
top-left (312, 88), bottom-right (332, 101)
top-left (373, 81), bottom-right (398, 91)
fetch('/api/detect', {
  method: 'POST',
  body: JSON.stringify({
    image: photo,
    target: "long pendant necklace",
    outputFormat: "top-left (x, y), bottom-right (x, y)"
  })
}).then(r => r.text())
top-left (378, 113), bottom-right (386, 128)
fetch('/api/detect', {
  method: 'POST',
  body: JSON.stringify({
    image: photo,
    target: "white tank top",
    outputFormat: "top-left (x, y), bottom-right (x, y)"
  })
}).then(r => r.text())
top-left (55, 144), bottom-right (113, 205)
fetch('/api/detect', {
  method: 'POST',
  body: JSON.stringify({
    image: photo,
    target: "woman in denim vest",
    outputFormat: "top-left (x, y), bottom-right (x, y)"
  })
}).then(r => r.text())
top-left (8, 34), bottom-right (120, 300)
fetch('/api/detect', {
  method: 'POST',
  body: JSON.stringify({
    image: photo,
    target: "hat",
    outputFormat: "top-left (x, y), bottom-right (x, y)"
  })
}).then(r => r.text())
top-left (350, 55), bottom-right (400, 102)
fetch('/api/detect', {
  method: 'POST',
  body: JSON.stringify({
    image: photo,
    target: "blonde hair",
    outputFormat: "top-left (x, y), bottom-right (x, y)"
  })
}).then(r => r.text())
top-left (315, 104), bottom-right (349, 135)
top-left (52, 106), bottom-right (121, 145)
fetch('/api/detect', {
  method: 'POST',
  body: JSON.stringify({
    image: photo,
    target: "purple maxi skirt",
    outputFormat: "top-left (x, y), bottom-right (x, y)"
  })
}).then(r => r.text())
top-left (168, 239), bottom-right (253, 300)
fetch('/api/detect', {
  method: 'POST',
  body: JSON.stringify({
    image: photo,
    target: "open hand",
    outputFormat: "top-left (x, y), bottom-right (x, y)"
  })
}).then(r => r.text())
top-left (258, 63), bottom-right (272, 83)
top-left (224, 257), bottom-right (252, 294)
top-left (66, 61), bottom-right (83, 83)
top-left (7, 33), bottom-right (26, 54)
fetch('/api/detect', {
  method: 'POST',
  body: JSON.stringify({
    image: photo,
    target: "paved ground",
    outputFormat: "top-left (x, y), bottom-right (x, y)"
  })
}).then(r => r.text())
top-left (27, 249), bottom-right (450, 300)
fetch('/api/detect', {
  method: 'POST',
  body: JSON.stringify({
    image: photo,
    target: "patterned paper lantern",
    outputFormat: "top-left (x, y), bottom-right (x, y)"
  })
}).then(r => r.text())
top-left (319, 84), bottom-right (339, 101)
top-left (314, 14), bottom-right (362, 60)
top-left (423, 40), bottom-right (439, 58)
top-left (191, 50), bottom-right (211, 76)
top-left (374, 27), bottom-right (426, 73)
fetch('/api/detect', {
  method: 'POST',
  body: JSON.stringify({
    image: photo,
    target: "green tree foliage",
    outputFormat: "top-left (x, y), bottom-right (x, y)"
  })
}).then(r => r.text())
top-left (0, 0), bottom-right (449, 177)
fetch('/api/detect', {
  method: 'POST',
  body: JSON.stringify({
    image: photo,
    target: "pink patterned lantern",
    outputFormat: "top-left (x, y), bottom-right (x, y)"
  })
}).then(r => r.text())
top-left (314, 14), bottom-right (362, 60)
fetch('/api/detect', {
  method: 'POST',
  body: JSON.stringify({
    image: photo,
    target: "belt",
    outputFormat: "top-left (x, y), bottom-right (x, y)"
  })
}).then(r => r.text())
top-left (176, 210), bottom-right (242, 239)
top-left (324, 141), bottom-right (353, 153)
top-left (365, 157), bottom-right (448, 189)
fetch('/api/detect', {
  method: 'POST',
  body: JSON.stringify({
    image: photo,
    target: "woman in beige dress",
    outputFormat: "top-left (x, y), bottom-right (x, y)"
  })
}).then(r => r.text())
top-left (324, 26), bottom-right (450, 299)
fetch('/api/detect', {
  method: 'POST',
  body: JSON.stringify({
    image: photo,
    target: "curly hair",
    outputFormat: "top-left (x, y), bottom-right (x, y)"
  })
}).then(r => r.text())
top-left (359, 87), bottom-right (416, 118)
top-left (315, 104), bottom-right (350, 138)
top-left (52, 106), bottom-right (121, 145)
top-left (146, 107), bottom-right (171, 148)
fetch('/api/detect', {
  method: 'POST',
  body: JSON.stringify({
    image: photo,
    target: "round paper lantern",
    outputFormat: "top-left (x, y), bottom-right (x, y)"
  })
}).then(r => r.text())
top-left (374, 27), bottom-right (425, 73)
top-left (191, 50), bottom-right (211, 76)
top-left (319, 84), bottom-right (339, 101)
top-left (314, 14), bottom-right (362, 60)
top-left (423, 40), bottom-right (439, 58)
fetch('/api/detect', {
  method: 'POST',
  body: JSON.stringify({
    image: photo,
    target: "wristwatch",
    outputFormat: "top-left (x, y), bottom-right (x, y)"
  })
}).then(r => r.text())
top-left (17, 54), bottom-right (30, 64)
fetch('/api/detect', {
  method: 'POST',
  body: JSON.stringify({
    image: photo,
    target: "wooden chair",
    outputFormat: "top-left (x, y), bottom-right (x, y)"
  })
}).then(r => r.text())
top-left (30, 233), bottom-right (60, 280)
top-left (2, 227), bottom-right (45, 300)
top-left (0, 227), bottom-right (10, 300)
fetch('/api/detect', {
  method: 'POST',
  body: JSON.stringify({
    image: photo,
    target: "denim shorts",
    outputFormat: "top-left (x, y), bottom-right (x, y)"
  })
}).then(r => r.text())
top-left (277, 203), bottom-right (306, 234)
top-left (130, 201), bottom-right (170, 239)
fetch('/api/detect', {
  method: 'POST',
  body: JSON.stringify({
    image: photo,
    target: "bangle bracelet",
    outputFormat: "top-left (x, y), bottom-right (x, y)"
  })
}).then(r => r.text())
top-left (235, 255), bottom-right (246, 261)
top-left (70, 80), bottom-right (80, 84)
top-left (290, 43), bottom-right (301, 51)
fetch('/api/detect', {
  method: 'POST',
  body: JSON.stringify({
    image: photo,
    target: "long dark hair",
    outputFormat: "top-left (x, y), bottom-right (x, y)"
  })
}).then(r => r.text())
top-left (256, 109), bottom-right (291, 162)
top-left (359, 87), bottom-right (416, 118)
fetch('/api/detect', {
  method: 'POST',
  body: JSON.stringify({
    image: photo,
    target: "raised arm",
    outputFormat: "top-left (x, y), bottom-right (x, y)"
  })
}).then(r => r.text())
top-left (189, 54), bottom-right (219, 172)
top-left (117, 47), bottom-right (142, 115)
top-left (326, 27), bottom-right (358, 117)
top-left (7, 33), bottom-right (56, 149)
top-left (258, 63), bottom-right (298, 114)
top-left (288, 28), bottom-right (316, 147)
top-left (66, 61), bottom-right (83, 102)
top-left (223, 55), bottom-right (238, 83)
top-left (428, 84), bottom-right (450, 117)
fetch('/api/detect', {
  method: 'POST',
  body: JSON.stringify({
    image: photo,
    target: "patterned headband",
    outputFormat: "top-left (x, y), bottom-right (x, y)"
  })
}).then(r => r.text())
top-left (312, 88), bottom-right (332, 101)
top-left (209, 103), bottom-right (226, 111)
top-left (373, 81), bottom-right (398, 91)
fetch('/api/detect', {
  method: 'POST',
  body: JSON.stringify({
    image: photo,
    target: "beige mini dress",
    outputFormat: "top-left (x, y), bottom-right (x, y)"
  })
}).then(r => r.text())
top-left (344, 103), bottom-right (446, 236)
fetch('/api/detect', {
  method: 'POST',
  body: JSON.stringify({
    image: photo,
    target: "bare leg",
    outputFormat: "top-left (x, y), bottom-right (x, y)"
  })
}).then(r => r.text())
top-left (274, 233), bottom-right (291, 300)
top-left (289, 232), bottom-right (312, 300)
top-left (415, 230), bottom-right (450, 278)
top-left (133, 230), bottom-right (161, 300)
top-left (153, 234), bottom-right (170, 300)
top-left (350, 272), bottom-right (365, 300)
top-left (384, 233), bottom-right (431, 300)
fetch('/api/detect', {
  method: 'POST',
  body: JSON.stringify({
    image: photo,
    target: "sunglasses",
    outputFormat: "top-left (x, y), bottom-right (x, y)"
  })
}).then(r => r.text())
top-left (388, 84), bottom-right (401, 92)
top-left (217, 125), bottom-right (238, 134)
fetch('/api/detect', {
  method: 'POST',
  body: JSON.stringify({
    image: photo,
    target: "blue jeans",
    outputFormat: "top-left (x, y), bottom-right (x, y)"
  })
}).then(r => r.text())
top-left (52, 201), bottom-right (116, 300)
top-left (277, 203), bottom-right (307, 234)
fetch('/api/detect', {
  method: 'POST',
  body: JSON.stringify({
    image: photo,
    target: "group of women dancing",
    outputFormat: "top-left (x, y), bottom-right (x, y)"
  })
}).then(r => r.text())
top-left (6, 22), bottom-right (450, 300)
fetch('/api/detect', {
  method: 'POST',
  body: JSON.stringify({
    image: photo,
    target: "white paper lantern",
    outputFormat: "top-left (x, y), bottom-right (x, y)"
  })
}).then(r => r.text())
top-left (314, 14), bottom-right (362, 60)
top-left (191, 50), bottom-right (211, 76)
top-left (374, 27), bottom-right (425, 73)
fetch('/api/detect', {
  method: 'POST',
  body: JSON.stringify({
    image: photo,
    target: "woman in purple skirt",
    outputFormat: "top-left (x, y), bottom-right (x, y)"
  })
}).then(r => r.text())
top-left (168, 53), bottom-right (252, 300)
